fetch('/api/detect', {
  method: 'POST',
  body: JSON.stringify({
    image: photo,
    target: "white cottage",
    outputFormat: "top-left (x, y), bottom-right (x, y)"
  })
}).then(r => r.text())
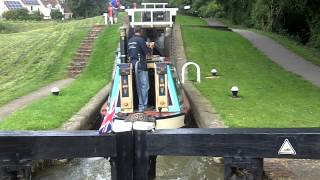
top-left (38, 0), bottom-right (59, 19)
top-left (21, 0), bottom-right (41, 12)
top-left (0, 0), bottom-right (72, 19)
top-left (0, 1), bottom-right (24, 18)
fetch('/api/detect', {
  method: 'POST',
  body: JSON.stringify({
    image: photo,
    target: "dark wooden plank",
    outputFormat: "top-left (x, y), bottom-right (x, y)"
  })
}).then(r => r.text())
top-left (146, 128), bottom-right (320, 159)
top-left (111, 131), bottom-right (134, 180)
top-left (0, 131), bottom-right (116, 161)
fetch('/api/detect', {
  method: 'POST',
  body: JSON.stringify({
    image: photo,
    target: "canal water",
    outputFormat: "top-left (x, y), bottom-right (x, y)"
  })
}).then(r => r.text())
top-left (33, 156), bottom-right (224, 179)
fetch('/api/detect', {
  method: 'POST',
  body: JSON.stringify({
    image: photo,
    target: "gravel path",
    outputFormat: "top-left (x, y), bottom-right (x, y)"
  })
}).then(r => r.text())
top-left (0, 78), bottom-right (74, 121)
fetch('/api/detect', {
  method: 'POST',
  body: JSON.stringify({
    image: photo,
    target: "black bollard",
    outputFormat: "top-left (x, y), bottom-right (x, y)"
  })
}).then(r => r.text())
top-left (224, 157), bottom-right (263, 180)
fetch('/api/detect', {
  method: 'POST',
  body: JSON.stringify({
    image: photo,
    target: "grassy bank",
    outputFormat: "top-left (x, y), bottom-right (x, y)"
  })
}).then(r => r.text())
top-left (176, 15), bottom-right (207, 25)
top-left (0, 21), bottom-right (57, 33)
top-left (0, 25), bottom-right (119, 130)
top-left (179, 15), bottom-right (320, 127)
top-left (0, 17), bottom-right (104, 106)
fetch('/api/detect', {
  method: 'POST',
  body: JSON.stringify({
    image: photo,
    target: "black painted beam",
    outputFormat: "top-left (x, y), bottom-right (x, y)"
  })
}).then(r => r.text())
top-left (146, 128), bottom-right (320, 159)
top-left (0, 131), bottom-right (116, 161)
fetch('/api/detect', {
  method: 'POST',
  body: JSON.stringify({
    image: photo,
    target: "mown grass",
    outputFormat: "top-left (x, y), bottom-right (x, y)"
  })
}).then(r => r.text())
top-left (0, 17), bottom-right (104, 106)
top-left (0, 21), bottom-right (57, 33)
top-left (176, 14), bottom-right (207, 25)
top-left (0, 26), bottom-right (119, 130)
top-left (179, 15), bottom-right (320, 127)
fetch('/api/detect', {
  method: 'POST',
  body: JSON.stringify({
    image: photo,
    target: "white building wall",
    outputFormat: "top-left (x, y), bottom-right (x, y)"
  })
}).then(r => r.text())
top-left (23, 5), bottom-right (41, 13)
top-left (0, 0), bottom-right (71, 20)
top-left (38, 1), bottom-right (51, 19)
top-left (0, 0), bottom-right (6, 18)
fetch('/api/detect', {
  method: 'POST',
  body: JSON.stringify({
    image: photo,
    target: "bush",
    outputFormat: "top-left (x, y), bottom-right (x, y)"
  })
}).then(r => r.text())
top-left (3, 9), bottom-right (29, 20)
top-left (0, 22), bottom-right (14, 33)
top-left (29, 11), bottom-right (43, 21)
top-left (0, 22), bottom-right (6, 32)
top-left (308, 18), bottom-right (320, 50)
top-left (50, 10), bottom-right (63, 20)
top-left (251, 0), bottom-right (271, 30)
top-left (2, 9), bottom-right (43, 21)
top-left (197, 1), bottom-right (220, 18)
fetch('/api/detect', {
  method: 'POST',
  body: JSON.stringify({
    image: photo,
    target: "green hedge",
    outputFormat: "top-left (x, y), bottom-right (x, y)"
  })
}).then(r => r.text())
top-left (3, 9), bottom-right (43, 21)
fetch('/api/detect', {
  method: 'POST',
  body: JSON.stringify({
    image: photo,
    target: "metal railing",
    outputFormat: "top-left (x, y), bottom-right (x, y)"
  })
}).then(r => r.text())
top-left (141, 3), bottom-right (168, 8)
top-left (125, 8), bottom-right (178, 28)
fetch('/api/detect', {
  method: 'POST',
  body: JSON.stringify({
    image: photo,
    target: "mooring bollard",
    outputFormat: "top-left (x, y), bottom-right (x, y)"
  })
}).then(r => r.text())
top-left (224, 157), bottom-right (263, 180)
top-left (133, 121), bottom-right (156, 180)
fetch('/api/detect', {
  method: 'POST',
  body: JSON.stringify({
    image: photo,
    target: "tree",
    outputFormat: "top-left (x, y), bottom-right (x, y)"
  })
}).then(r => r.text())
top-left (66, 0), bottom-right (106, 18)
top-left (51, 10), bottom-right (63, 20)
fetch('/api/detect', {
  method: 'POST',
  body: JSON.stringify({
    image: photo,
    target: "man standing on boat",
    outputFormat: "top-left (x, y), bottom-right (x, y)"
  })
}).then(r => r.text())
top-left (128, 26), bottom-right (154, 112)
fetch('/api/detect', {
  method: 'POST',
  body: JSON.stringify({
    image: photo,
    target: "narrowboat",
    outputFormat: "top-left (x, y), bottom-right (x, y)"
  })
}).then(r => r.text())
top-left (100, 3), bottom-right (190, 131)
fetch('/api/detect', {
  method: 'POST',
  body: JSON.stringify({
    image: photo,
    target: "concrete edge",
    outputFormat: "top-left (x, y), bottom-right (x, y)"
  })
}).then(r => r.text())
top-left (173, 24), bottom-right (226, 128)
top-left (182, 82), bottom-right (225, 128)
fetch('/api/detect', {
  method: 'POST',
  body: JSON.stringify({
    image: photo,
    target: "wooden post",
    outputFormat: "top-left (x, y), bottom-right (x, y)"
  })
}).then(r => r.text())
top-left (111, 131), bottom-right (134, 180)
top-left (149, 156), bottom-right (157, 179)
top-left (134, 130), bottom-right (149, 180)
top-left (134, 130), bottom-right (157, 180)
top-left (120, 27), bottom-right (128, 63)
top-left (224, 157), bottom-right (263, 180)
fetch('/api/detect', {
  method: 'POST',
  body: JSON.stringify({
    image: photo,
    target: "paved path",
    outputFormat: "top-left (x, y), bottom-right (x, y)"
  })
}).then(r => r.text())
top-left (233, 29), bottom-right (320, 87)
top-left (206, 19), bottom-right (320, 88)
top-left (0, 78), bottom-right (74, 121)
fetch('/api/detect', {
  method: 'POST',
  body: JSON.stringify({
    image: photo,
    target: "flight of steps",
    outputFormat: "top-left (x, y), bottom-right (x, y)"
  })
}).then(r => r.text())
top-left (68, 25), bottom-right (105, 78)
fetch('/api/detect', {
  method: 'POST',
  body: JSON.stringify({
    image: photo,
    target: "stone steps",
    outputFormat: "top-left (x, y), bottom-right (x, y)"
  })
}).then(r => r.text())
top-left (68, 25), bottom-right (105, 78)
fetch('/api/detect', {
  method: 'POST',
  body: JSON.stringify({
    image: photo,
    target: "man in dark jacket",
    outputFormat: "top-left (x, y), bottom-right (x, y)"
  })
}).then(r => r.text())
top-left (128, 26), bottom-right (153, 112)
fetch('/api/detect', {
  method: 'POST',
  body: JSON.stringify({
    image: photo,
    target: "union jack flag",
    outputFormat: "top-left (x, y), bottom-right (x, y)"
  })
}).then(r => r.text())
top-left (99, 102), bottom-right (116, 134)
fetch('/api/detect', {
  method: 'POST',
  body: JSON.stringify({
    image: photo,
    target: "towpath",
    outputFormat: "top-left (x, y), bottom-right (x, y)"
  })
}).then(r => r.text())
top-left (0, 78), bottom-right (74, 121)
top-left (207, 18), bottom-right (320, 88)
top-left (206, 18), bottom-right (320, 180)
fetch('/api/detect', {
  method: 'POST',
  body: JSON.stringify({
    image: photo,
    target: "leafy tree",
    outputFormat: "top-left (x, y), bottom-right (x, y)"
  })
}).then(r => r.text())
top-left (172, 0), bottom-right (320, 50)
top-left (51, 10), bottom-right (63, 20)
top-left (66, 0), bottom-right (106, 18)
